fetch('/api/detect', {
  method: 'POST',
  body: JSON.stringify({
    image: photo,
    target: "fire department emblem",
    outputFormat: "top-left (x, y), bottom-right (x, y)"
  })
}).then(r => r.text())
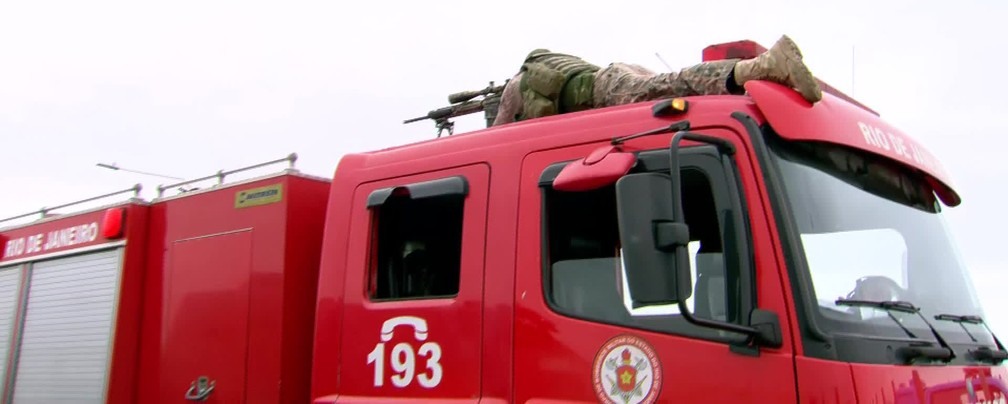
top-left (592, 334), bottom-right (662, 404)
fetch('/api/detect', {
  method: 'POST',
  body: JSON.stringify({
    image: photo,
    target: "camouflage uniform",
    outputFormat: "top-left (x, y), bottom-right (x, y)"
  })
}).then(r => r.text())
top-left (592, 59), bottom-right (739, 107)
top-left (493, 52), bottom-right (742, 126)
top-left (493, 34), bottom-right (826, 126)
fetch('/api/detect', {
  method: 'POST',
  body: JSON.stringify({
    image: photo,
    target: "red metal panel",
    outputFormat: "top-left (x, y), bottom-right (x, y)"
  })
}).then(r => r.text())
top-left (333, 164), bottom-right (488, 402)
top-left (139, 174), bottom-right (329, 404)
top-left (161, 229), bottom-right (253, 402)
top-left (310, 164), bottom-right (356, 400)
top-left (280, 176), bottom-right (330, 404)
top-left (1, 208), bottom-right (123, 263)
top-left (745, 80), bottom-right (960, 207)
top-left (850, 364), bottom-right (1008, 403)
top-left (138, 202), bottom-right (168, 403)
top-left (513, 127), bottom-right (797, 403)
top-left (795, 357), bottom-right (857, 403)
top-left (479, 150), bottom-right (521, 404)
top-left (106, 204), bottom-right (150, 404)
top-left (239, 183), bottom-right (290, 404)
top-left (311, 96), bottom-right (781, 403)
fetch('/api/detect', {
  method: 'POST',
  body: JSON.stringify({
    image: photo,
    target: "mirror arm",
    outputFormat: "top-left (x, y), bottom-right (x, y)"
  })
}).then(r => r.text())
top-left (667, 130), bottom-right (781, 347)
top-left (668, 131), bottom-right (735, 222)
top-left (676, 298), bottom-right (759, 337)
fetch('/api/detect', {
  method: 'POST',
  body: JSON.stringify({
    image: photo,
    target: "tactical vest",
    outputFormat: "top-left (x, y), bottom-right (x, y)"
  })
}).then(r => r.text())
top-left (518, 49), bottom-right (600, 121)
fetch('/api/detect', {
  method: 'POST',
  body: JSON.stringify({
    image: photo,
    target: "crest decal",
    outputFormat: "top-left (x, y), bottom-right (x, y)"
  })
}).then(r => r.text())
top-left (592, 334), bottom-right (662, 404)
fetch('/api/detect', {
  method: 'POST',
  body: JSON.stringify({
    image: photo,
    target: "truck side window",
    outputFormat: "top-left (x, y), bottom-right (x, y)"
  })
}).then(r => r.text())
top-left (542, 162), bottom-right (745, 341)
top-left (367, 179), bottom-right (466, 300)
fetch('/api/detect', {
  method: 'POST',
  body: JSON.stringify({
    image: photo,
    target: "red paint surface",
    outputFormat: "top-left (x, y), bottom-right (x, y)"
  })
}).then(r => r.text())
top-left (107, 203), bottom-right (151, 404)
top-left (334, 164), bottom-right (488, 401)
top-left (161, 230), bottom-right (253, 402)
top-left (312, 92), bottom-right (812, 402)
top-left (311, 78), bottom-right (995, 402)
top-left (746, 80), bottom-right (960, 206)
top-left (281, 176), bottom-right (331, 403)
top-left (851, 365), bottom-right (1008, 404)
top-left (796, 357), bottom-right (858, 403)
top-left (552, 146), bottom-right (637, 192)
top-left (512, 125), bottom-right (797, 403)
top-left (139, 174), bottom-right (329, 403)
top-left (0, 208), bottom-right (122, 262)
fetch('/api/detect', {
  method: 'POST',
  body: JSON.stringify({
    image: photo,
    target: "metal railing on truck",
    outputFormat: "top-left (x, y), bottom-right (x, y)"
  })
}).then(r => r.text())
top-left (0, 152), bottom-right (300, 226)
top-left (154, 152), bottom-right (298, 198)
top-left (0, 184), bottom-right (143, 226)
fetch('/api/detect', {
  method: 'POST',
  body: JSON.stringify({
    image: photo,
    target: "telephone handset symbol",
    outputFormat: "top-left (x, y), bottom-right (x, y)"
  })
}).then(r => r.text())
top-left (380, 315), bottom-right (428, 342)
top-left (369, 315), bottom-right (442, 388)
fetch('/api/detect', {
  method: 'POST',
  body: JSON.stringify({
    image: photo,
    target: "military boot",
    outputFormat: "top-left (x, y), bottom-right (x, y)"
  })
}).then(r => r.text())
top-left (733, 35), bottom-right (822, 103)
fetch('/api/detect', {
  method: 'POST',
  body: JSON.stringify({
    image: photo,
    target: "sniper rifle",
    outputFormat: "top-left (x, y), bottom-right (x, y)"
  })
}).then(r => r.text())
top-left (404, 81), bottom-right (507, 137)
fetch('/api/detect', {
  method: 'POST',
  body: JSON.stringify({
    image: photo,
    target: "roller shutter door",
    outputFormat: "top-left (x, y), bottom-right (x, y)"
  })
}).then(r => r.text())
top-left (10, 249), bottom-right (122, 403)
top-left (0, 265), bottom-right (21, 387)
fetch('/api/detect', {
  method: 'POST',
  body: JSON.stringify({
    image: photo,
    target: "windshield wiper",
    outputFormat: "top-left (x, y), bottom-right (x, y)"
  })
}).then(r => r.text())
top-left (836, 299), bottom-right (954, 364)
top-left (835, 299), bottom-right (919, 313)
top-left (835, 299), bottom-right (919, 337)
top-left (935, 313), bottom-right (1008, 365)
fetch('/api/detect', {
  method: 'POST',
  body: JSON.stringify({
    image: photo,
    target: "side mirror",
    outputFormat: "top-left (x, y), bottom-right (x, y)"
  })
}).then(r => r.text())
top-left (615, 130), bottom-right (783, 350)
top-left (615, 172), bottom-right (692, 306)
top-left (553, 146), bottom-right (637, 192)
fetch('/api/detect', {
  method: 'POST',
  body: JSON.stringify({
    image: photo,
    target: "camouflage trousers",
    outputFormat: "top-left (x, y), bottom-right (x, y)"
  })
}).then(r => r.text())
top-left (492, 58), bottom-right (739, 126)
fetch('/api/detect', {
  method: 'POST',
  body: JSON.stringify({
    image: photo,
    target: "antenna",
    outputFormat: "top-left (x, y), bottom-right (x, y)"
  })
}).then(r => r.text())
top-left (96, 162), bottom-right (184, 181)
top-left (851, 44), bottom-right (856, 97)
top-left (655, 52), bottom-right (674, 72)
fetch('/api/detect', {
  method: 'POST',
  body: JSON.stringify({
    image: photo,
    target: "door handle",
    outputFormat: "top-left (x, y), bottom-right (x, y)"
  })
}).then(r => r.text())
top-left (184, 376), bottom-right (216, 401)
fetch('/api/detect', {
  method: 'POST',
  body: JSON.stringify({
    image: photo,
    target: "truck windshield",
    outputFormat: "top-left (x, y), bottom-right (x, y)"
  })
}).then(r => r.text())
top-left (766, 135), bottom-right (993, 346)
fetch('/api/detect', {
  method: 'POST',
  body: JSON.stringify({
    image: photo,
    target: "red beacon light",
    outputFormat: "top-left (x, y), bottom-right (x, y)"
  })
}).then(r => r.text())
top-left (102, 207), bottom-right (126, 239)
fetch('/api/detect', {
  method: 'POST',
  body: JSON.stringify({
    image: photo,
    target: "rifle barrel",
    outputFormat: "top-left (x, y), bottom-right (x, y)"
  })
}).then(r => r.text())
top-left (403, 102), bottom-right (478, 125)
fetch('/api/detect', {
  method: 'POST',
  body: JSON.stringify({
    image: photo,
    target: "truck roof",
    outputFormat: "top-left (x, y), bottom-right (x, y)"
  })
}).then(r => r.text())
top-left (340, 94), bottom-right (764, 172)
top-left (336, 84), bottom-right (960, 207)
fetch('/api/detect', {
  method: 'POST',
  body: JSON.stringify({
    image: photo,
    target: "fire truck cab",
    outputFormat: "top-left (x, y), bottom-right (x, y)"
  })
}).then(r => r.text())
top-left (308, 49), bottom-right (1006, 402)
top-left (0, 39), bottom-right (1004, 404)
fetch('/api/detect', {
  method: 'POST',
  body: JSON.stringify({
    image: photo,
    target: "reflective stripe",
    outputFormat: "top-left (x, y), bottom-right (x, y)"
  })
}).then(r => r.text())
top-left (11, 249), bottom-right (121, 403)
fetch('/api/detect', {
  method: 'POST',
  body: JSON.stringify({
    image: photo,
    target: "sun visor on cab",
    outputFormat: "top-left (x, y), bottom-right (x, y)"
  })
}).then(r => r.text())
top-left (745, 80), bottom-right (961, 207)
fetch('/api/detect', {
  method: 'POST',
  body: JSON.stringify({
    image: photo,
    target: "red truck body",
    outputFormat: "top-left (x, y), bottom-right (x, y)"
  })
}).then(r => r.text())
top-left (0, 173), bottom-right (331, 403)
top-left (0, 40), bottom-right (1005, 403)
top-left (137, 173), bottom-right (330, 403)
top-left (0, 202), bottom-right (149, 403)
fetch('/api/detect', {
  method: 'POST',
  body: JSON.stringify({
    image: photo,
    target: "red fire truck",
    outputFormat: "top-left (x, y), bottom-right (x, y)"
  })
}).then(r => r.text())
top-left (0, 40), bottom-right (1004, 404)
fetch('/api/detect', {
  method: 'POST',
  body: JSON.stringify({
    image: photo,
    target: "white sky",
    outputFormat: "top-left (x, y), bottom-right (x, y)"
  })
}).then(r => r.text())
top-left (1, 1), bottom-right (1006, 336)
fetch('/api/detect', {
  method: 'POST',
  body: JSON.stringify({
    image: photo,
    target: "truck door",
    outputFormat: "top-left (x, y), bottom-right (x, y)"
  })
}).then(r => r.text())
top-left (337, 164), bottom-right (489, 402)
top-left (161, 231), bottom-right (254, 403)
top-left (514, 132), bottom-right (797, 403)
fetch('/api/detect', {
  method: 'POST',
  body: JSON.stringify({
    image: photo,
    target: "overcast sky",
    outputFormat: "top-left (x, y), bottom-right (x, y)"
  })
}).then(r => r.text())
top-left (1, 1), bottom-right (1006, 335)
